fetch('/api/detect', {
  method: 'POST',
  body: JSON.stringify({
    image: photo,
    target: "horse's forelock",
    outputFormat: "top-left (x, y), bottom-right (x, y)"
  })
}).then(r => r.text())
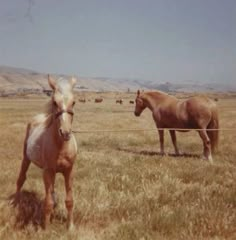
top-left (57, 79), bottom-right (73, 95)
top-left (54, 79), bottom-right (75, 104)
top-left (45, 78), bottom-right (75, 116)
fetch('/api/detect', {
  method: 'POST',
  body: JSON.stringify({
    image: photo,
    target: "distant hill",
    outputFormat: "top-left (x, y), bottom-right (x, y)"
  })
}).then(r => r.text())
top-left (0, 66), bottom-right (142, 96)
top-left (0, 65), bottom-right (235, 96)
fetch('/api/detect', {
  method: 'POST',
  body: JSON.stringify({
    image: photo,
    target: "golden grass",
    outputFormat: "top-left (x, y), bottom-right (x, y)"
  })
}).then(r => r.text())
top-left (0, 93), bottom-right (236, 240)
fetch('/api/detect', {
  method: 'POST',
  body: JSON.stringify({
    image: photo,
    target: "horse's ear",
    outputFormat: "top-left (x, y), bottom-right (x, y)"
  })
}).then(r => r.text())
top-left (137, 90), bottom-right (140, 96)
top-left (70, 77), bottom-right (77, 89)
top-left (48, 75), bottom-right (57, 91)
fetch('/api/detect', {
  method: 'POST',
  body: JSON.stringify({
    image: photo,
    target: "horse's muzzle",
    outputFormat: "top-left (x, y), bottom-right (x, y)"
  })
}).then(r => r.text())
top-left (59, 129), bottom-right (71, 141)
top-left (63, 134), bottom-right (71, 141)
top-left (134, 111), bottom-right (140, 117)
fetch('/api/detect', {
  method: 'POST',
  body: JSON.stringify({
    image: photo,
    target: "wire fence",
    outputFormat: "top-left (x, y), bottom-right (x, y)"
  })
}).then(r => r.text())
top-left (73, 99), bottom-right (236, 134)
top-left (72, 127), bottom-right (236, 134)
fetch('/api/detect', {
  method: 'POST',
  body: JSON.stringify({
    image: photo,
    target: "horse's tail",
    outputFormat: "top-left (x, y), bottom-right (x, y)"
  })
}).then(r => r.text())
top-left (207, 105), bottom-right (219, 153)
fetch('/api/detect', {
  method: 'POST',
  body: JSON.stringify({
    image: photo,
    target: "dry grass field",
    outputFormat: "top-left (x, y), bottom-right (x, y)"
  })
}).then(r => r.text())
top-left (0, 92), bottom-right (236, 240)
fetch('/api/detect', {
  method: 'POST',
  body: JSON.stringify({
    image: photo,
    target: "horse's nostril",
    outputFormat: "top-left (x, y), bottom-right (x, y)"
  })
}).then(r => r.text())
top-left (59, 129), bottom-right (64, 137)
top-left (64, 132), bottom-right (71, 141)
top-left (59, 128), bottom-right (71, 140)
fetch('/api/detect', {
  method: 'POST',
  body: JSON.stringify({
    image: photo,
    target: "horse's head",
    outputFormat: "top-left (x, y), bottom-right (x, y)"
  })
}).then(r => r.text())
top-left (134, 90), bottom-right (146, 116)
top-left (48, 75), bottom-right (76, 141)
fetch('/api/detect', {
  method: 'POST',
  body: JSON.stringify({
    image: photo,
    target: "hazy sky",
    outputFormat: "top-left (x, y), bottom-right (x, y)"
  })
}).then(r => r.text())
top-left (0, 0), bottom-right (235, 83)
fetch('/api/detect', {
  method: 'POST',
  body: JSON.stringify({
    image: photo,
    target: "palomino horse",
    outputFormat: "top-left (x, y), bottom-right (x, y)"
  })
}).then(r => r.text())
top-left (134, 90), bottom-right (219, 163)
top-left (15, 75), bottom-right (78, 229)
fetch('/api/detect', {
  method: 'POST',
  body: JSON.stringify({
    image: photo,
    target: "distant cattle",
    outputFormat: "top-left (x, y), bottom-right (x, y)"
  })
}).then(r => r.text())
top-left (129, 100), bottom-right (134, 104)
top-left (43, 90), bottom-right (53, 97)
top-left (79, 98), bottom-right (86, 103)
top-left (116, 99), bottom-right (123, 104)
top-left (95, 98), bottom-right (103, 103)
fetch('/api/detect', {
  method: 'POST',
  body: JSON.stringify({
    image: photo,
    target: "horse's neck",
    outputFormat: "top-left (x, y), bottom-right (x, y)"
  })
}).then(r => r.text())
top-left (145, 93), bottom-right (177, 112)
top-left (144, 93), bottom-right (165, 111)
top-left (35, 114), bottom-right (62, 147)
top-left (48, 122), bottom-right (66, 147)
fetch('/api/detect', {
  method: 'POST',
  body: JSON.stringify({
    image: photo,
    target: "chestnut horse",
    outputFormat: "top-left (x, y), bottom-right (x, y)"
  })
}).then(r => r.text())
top-left (15, 75), bottom-right (78, 229)
top-left (134, 90), bottom-right (219, 163)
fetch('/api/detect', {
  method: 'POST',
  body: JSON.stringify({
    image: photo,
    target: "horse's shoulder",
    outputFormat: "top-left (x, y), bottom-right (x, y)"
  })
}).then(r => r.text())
top-left (29, 113), bottom-right (48, 128)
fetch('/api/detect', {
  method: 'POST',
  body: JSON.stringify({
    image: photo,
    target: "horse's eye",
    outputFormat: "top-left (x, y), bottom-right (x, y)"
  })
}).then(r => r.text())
top-left (53, 101), bottom-right (57, 106)
top-left (137, 99), bottom-right (143, 105)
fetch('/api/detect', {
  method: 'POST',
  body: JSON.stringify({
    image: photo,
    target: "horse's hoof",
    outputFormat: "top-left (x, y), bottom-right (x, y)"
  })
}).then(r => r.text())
top-left (208, 156), bottom-right (214, 164)
top-left (160, 151), bottom-right (166, 156)
top-left (52, 192), bottom-right (58, 209)
top-left (67, 222), bottom-right (75, 231)
top-left (175, 151), bottom-right (181, 156)
top-left (202, 155), bottom-right (214, 164)
top-left (9, 192), bottom-right (20, 206)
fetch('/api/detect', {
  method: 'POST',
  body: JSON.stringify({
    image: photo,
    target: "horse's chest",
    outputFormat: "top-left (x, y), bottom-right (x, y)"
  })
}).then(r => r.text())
top-left (56, 151), bottom-right (76, 171)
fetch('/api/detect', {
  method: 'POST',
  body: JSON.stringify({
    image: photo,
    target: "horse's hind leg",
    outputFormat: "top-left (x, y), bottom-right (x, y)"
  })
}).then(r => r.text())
top-left (169, 130), bottom-right (180, 155)
top-left (198, 129), bottom-right (213, 163)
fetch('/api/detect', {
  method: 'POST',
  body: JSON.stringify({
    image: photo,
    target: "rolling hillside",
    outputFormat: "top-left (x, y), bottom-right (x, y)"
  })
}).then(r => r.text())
top-left (0, 66), bottom-right (235, 96)
top-left (0, 66), bottom-right (142, 95)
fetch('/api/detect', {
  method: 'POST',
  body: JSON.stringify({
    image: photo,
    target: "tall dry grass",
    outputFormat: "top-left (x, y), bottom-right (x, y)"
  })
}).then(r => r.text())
top-left (0, 93), bottom-right (236, 240)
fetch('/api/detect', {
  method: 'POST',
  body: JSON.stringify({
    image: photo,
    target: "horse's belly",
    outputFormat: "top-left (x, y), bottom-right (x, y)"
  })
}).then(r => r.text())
top-left (26, 126), bottom-right (44, 167)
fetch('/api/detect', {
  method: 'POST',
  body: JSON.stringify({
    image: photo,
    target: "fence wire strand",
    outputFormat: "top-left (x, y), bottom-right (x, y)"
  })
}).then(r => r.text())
top-left (72, 128), bottom-right (235, 134)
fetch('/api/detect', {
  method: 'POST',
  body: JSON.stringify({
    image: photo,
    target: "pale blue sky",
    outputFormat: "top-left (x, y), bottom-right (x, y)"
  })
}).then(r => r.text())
top-left (0, 0), bottom-right (235, 83)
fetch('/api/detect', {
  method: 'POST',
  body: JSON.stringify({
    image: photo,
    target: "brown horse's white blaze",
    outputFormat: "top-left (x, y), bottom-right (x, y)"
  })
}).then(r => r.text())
top-left (16, 75), bottom-right (78, 229)
top-left (134, 90), bottom-right (219, 163)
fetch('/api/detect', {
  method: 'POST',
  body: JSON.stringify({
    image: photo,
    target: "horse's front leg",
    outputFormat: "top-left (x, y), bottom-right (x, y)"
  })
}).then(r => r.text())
top-left (16, 156), bottom-right (31, 194)
top-left (158, 129), bottom-right (165, 155)
top-left (43, 169), bottom-right (55, 229)
top-left (169, 130), bottom-right (180, 155)
top-left (63, 167), bottom-right (74, 230)
top-left (16, 124), bottom-right (31, 194)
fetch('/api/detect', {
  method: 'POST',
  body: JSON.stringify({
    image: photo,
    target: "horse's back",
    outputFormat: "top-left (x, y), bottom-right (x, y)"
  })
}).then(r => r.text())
top-left (186, 96), bottom-right (216, 114)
